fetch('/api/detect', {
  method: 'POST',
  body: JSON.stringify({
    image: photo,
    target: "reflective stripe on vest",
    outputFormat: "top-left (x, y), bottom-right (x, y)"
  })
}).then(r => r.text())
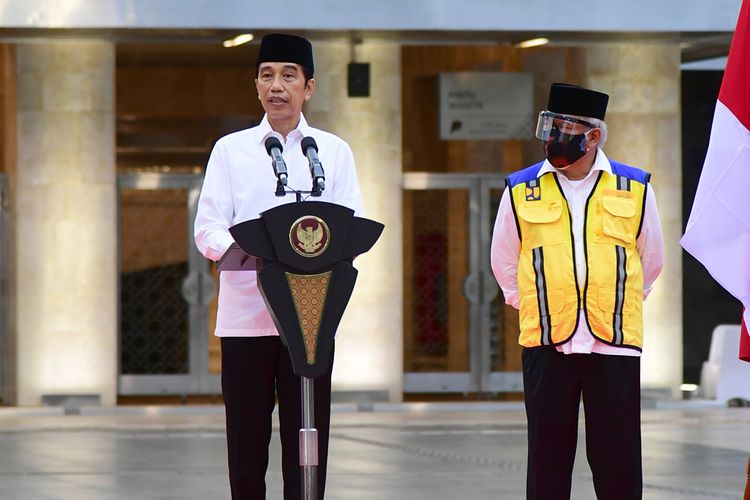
top-left (612, 174), bottom-right (629, 345)
top-left (532, 246), bottom-right (552, 346)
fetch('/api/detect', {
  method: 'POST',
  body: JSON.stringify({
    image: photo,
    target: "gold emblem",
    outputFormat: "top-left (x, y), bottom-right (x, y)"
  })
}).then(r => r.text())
top-left (290, 216), bottom-right (330, 257)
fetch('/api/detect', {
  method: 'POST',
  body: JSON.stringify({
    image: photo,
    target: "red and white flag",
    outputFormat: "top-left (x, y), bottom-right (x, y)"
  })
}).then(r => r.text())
top-left (741, 310), bottom-right (750, 362)
top-left (680, 0), bottom-right (750, 360)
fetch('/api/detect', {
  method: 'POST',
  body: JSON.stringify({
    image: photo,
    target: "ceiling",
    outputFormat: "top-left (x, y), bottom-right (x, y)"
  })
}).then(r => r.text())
top-left (0, 27), bottom-right (732, 64)
top-left (109, 29), bottom-right (733, 65)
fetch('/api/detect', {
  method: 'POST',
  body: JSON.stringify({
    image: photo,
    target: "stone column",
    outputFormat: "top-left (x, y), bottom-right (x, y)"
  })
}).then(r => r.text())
top-left (573, 44), bottom-right (683, 395)
top-left (305, 41), bottom-right (403, 401)
top-left (16, 41), bottom-right (117, 406)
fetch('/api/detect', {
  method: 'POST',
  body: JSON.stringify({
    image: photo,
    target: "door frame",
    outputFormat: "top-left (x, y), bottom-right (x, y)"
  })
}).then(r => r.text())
top-left (402, 172), bottom-right (522, 393)
top-left (117, 172), bottom-right (219, 395)
top-left (0, 173), bottom-right (11, 402)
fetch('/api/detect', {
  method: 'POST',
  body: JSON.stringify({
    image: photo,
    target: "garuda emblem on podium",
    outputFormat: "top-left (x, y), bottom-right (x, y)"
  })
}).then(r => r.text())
top-left (290, 216), bottom-right (330, 257)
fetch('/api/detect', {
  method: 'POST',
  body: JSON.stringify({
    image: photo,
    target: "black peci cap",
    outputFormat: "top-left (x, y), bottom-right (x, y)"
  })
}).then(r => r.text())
top-left (256, 33), bottom-right (314, 76)
top-left (547, 83), bottom-right (609, 120)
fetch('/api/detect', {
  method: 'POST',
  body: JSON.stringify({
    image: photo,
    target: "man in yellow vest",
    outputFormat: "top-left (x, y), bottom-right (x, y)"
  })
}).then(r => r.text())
top-left (491, 83), bottom-right (664, 499)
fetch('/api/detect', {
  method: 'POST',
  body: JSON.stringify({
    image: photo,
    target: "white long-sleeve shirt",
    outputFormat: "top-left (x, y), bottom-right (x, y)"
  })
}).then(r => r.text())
top-left (194, 114), bottom-right (364, 337)
top-left (490, 150), bottom-right (664, 356)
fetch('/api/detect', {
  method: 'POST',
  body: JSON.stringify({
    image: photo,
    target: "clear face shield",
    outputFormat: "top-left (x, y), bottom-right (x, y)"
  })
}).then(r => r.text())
top-left (535, 111), bottom-right (599, 169)
top-left (535, 111), bottom-right (597, 142)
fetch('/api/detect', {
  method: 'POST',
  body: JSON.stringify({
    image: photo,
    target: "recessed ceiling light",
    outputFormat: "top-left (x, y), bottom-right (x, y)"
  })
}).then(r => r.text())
top-left (516, 37), bottom-right (550, 49)
top-left (223, 34), bottom-right (254, 48)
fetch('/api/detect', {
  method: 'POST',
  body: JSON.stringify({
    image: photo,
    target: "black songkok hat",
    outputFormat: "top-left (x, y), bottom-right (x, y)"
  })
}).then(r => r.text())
top-left (547, 83), bottom-right (609, 120)
top-left (256, 33), bottom-right (314, 76)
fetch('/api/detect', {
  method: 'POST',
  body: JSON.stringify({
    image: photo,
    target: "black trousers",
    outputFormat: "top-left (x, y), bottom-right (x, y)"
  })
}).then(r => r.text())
top-left (221, 336), bottom-right (333, 500)
top-left (522, 347), bottom-right (642, 500)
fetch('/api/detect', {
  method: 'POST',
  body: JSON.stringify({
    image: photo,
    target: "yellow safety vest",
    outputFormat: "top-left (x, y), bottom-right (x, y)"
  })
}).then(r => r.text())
top-left (506, 161), bottom-right (649, 350)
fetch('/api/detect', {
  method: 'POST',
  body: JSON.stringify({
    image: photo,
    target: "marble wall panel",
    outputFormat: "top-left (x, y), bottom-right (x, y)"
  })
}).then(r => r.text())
top-left (306, 42), bottom-right (404, 400)
top-left (15, 42), bottom-right (117, 405)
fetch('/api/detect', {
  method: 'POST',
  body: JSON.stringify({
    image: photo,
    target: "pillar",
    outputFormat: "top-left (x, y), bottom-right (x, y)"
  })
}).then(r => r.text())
top-left (305, 41), bottom-right (403, 401)
top-left (16, 41), bottom-right (117, 405)
top-left (573, 44), bottom-right (683, 395)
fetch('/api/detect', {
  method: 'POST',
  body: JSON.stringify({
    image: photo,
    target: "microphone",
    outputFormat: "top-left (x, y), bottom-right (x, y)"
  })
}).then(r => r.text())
top-left (300, 136), bottom-right (325, 196)
top-left (264, 136), bottom-right (288, 191)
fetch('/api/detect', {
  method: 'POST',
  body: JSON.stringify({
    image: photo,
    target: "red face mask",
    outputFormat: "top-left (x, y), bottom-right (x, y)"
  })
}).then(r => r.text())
top-left (544, 131), bottom-right (588, 169)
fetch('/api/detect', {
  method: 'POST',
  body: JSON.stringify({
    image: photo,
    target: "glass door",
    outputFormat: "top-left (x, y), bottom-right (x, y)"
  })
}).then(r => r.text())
top-left (117, 172), bottom-right (219, 395)
top-left (403, 173), bottom-right (522, 394)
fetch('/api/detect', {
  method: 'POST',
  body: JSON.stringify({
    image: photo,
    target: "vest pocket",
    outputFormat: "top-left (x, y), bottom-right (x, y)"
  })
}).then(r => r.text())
top-left (593, 287), bottom-right (641, 345)
top-left (517, 201), bottom-right (564, 248)
top-left (600, 194), bottom-right (637, 245)
top-left (519, 289), bottom-right (566, 330)
top-left (596, 286), bottom-right (637, 315)
top-left (597, 286), bottom-right (618, 313)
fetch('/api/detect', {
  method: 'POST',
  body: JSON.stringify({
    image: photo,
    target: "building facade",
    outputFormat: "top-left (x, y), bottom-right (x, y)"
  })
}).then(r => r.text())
top-left (0, 0), bottom-right (741, 405)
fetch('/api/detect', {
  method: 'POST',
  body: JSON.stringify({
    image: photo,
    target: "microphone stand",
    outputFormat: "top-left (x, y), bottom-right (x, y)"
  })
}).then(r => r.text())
top-left (275, 178), bottom-right (287, 197)
top-left (300, 376), bottom-right (317, 500)
top-left (276, 183), bottom-right (323, 500)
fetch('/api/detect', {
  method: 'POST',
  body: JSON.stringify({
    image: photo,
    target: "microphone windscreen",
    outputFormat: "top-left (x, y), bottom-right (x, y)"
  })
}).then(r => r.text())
top-left (300, 136), bottom-right (318, 154)
top-left (264, 136), bottom-right (283, 156)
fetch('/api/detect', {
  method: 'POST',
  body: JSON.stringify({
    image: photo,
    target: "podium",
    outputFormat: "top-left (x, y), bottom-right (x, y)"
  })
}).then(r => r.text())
top-left (221, 200), bottom-right (383, 499)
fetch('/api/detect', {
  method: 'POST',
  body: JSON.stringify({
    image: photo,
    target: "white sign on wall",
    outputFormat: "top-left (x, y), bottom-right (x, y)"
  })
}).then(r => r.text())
top-left (439, 72), bottom-right (534, 140)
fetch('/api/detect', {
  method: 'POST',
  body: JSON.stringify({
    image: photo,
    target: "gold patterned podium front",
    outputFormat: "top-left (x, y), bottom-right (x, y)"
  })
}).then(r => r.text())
top-left (286, 271), bottom-right (332, 365)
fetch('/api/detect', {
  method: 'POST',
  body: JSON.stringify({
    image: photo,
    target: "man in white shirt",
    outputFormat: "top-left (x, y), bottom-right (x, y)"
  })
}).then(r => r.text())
top-left (490, 83), bottom-right (664, 500)
top-left (194, 33), bottom-right (363, 500)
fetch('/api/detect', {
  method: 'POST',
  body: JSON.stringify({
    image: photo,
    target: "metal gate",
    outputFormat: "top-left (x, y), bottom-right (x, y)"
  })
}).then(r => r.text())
top-left (403, 172), bottom-right (523, 394)
top-left (0, 174), bottom-right (10, 403)
top-left (117, 172), bottom-right (218, 395)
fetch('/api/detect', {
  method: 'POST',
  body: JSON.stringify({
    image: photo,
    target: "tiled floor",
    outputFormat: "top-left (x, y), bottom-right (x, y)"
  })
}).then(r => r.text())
top-left (0, 402), bottom-right (748, 499)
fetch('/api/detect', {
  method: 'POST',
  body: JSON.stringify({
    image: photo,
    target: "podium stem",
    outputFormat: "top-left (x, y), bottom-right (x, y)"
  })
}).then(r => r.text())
top-left (300, 376), bottom-right (318, 500)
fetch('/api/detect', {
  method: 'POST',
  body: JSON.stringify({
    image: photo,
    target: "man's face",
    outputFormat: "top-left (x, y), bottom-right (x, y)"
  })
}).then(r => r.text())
top-left (255, 62), bottom-right (315, 124)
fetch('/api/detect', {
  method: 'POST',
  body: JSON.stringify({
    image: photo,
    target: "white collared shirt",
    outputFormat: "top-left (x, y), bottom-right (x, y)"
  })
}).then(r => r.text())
top-left (194, 114), bottom-right (364, 337)
top-left (490, 150), bottom-right (664, 356)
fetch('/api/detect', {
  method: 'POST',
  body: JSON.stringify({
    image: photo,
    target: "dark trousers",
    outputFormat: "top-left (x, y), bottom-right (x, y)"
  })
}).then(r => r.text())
top-left (221, 336), bottom-right (333, 500)
top-left (522, 347), bottom-right (642, 500)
